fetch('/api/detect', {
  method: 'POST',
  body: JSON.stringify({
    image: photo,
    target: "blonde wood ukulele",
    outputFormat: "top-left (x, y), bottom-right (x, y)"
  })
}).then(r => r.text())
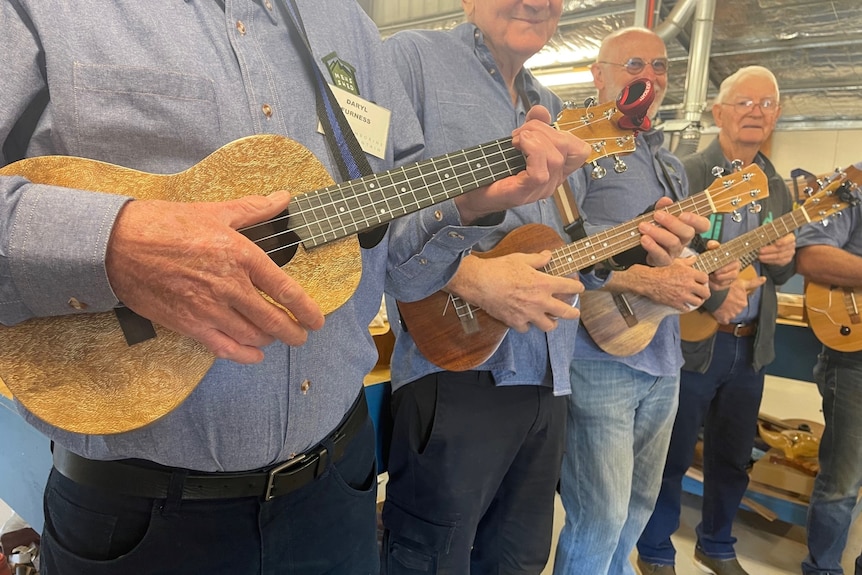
top-left (0, 95), bottom-right (643, 434)
top-left (397, 163), bottom-right (770, 371)
top-left (806, 282), bottom-right (862, 352)
top-left (582, 164), bottom-right (860, 355)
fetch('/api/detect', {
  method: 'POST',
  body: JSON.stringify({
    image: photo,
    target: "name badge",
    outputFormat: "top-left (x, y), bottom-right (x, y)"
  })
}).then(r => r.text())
top-left (318, 84), bottom-right (390, 160)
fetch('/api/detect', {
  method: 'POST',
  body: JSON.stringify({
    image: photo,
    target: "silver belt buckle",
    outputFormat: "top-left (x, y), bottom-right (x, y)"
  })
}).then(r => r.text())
top-left (733, 323), bottom-right (745, 337)
top-left (264, 454), bottom-right (308, 501)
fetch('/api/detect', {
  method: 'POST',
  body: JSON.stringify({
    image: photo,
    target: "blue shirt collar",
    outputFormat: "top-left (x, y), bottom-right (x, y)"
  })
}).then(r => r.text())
top-left (459, 23), bottom-right (541, 110)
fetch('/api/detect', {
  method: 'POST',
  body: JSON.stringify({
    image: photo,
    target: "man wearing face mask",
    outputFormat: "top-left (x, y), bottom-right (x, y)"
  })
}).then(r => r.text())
top-left (554, 27), bottom-right (738, 575)
top-left (380, 5), bottom-right (706, 575)
top-left (636, 66), bottom-right (796, 575)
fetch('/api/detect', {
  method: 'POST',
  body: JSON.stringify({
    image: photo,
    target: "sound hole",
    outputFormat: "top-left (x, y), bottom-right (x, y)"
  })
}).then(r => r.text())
top-left (240, 209), bottom-right (299, 267)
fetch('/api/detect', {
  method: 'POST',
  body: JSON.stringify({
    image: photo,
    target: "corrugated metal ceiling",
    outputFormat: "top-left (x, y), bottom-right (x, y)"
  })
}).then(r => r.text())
top-left (361, 0), bottom-right (862, 131)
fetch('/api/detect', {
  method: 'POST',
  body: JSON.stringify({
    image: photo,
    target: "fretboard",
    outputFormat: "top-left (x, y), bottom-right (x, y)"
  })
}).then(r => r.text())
top-left (692, 208), bottom-right (809, 274)
top-left (543, 192), bottom-right (716, 277)
top-left (290, 137), bottom-right (525, 248)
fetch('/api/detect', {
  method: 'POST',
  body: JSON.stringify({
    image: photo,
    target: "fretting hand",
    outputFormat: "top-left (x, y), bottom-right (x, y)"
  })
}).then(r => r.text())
top-left (455, 106), bottom-right (591, 224)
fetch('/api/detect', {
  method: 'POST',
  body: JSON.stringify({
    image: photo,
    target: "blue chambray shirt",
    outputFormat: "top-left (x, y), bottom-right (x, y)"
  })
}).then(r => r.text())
top-left (384, 23), bottom-right (606, 395)
top-left (0, 0), bottom-right (483, 471)
top-left (796, 161), bottom-right (862, 257)
top-left (571, 129), bottom-right (688, 377)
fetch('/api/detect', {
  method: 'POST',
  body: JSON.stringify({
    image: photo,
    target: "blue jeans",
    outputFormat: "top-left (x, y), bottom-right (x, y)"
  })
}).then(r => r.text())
top-left (40, 415), bottom-right (379, 575)
top-left (382, 371), bottom-right (566, 575)
top-left (637, 332), bottom-right (764, 565)
top-left (802, 349), bottom-right (862, 575)
top-left (554, 360), bottom-right (679, 575)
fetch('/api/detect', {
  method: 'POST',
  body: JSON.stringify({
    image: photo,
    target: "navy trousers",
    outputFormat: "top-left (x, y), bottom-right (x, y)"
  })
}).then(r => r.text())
top-left (40, 415), bottom-right (379, 575)
top-left (381, 371), bottom-right (566, 575)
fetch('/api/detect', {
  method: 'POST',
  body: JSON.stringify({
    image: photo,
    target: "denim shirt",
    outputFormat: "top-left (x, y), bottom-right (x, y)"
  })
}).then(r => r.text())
top-left (570, 129), bottom-right (688, 377)
top-left (796, 162), bottom-right (862, 258)
top-left (384, 23), bottom-right (605, 395)
top-left (0, 0), bottom-right (477, 471)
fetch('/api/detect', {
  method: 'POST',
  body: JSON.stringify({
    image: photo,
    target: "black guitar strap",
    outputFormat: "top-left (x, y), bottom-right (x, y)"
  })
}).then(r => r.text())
top-left (281, 0), bottom-right (385, 248)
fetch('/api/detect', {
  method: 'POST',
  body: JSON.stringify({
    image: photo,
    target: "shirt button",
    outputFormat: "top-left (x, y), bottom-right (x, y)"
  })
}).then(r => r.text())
top-left (264, 0), bottom-right (273, 9)
top-left (300, 379), bottom-right (311, 394)
top-left (418, 258), bottom-right (428, 265)
top-left (448, 231), bottom-right (464, 240)
top-left (236, 20), bottom-right (246, 35)
top-left (67, 297), bottom-right (88, 310)
top-left (262, 103), bottom-right (273, 118)
top-left (433, 210), bottom-right (443, 221)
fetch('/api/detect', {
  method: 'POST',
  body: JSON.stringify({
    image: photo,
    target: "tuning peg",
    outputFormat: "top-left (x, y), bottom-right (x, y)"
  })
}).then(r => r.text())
top-left (583, 97), bottom-right (597, 108)
top-left (590, 162), bottom-right (607, 179)
top-left (711, 166), bottom-right (725, 177)
top-left (803, 185), bottom-right (814, 197)
top-left (613, 156), bottom-right (628, 174)
top-left (731, 210), bottom-right (743, 223)
top-left (748, 202), bottom-right (762, 214)
top-left (731, 159), bottom-right (743, 171)
top-left (563, 101), bottom-right (577, 110)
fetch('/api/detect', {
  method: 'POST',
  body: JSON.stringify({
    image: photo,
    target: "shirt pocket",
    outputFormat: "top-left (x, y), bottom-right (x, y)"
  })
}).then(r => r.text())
top-left (72, 63), bottom-right (220, 173)
top-left (433, 88), bottom-right (489, 153)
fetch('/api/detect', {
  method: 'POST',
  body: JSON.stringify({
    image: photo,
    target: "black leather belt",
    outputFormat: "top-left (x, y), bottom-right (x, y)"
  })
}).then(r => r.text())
top-left (53, 393), bottom-right (368, 502)
top-left (717, 321), bottom-right (758, 337)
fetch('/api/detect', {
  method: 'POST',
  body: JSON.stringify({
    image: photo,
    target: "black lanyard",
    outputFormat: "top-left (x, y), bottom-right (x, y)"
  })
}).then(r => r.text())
top-left (281, 0), bottom-right (385, 247)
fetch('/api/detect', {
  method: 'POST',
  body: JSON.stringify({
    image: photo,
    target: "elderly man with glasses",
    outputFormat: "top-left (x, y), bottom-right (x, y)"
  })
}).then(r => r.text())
top-left (553, 27), bottom-right (739, 575)
top-left (636, 66), bottom-right (796, 575)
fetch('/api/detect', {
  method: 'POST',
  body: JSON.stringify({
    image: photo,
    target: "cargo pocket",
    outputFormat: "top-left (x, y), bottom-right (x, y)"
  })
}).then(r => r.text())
top-left (382, 498), bottom-right (457, 574)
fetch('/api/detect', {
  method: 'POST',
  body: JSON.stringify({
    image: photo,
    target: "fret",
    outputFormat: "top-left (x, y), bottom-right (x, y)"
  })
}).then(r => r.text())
top-left (290, 138), bottom-right (526, 248)
top-left (542, 191), bottom-right (725, 278)
top-left (328, 180), bottom-right (359, 238)
top-left (430, 155), bottom-right (463, 204)
top-left (385, 167), bottom-right (412, 217)
top-left (292, 190), bottom-right (329, 245)
top-left (415, 156), bottom-right (446, 208)
top-left (463, 144), bottom-right (498, 189)
top-left (401, 163), bottom-right (435, 211)
top-left (371, 171), bottom-right (402, 223)
top-left (690, 207), bottom-right (804, 275)
top-left (349, 178), bottom-right (385, 236)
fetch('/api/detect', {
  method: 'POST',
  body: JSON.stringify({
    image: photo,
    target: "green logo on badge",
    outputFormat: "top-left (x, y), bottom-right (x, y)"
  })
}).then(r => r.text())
top-left (323, 52), bottom-right (359, 95)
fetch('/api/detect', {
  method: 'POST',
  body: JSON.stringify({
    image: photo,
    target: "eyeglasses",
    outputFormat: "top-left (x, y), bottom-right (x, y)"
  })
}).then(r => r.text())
top-left (597, 57), bottom-right (669, 76)
top-left (721, 98), bottom-right (779, 114)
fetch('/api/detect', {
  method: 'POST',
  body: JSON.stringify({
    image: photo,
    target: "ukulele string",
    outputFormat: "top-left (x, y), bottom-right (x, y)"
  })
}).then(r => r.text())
top-left (545, 181), bottom-right (753, 277)
top-left (243, 109), bottom-right (629, 254)
top-left (692, 210), bottom-right (803, 274)
top-left (245, 140), bottom-right (525, 256)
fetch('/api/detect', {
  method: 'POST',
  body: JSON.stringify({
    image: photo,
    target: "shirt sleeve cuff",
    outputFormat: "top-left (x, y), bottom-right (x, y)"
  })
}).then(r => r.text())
top-left (9, 184), bottom-right (130, 317)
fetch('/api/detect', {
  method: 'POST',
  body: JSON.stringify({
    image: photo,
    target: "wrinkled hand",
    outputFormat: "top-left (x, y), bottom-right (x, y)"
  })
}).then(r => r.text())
top-left (446, 251), bottom-right (584, 332)
top-left (641, 197), bottom-right (710, 266)
top-left (455, 105), bottom-right (591, 224)
top-left (758, 233), bottom-right (796, 266)
top-left (105, 191), bottom-right (324, 364)
top-left (630, 258), bottom-right (711, 311)
top-left (711, 275), bottom-right (766, 324)
top-left (709, 260), bottom-right (741, 293)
